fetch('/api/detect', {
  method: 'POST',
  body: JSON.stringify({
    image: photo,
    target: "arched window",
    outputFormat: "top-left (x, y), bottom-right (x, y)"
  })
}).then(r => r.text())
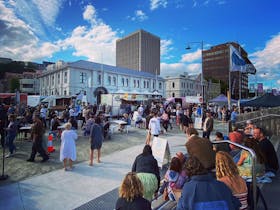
top-left (172, 93), bottom-right (175, 97)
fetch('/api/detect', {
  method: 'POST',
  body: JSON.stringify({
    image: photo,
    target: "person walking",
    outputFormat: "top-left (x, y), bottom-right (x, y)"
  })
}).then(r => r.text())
top-left (89, 117), bottom-right (104, 166)
top-left (147, 111), bottom-right (161, 145)
top-left (202, 110), bottom-right (214, 139)
top-left (0, 104), bottom-right (8, 148)
top-left (5, 114), bottom-right (17, 158)
top-left (60, 123), bottom-right (78, 171)
top-left (27, 115), bottom-right (49, 162)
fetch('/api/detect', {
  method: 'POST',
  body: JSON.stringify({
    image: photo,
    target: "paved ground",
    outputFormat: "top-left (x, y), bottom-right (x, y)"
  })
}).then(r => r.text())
top-left (2, 120), bottom-right (279, 210)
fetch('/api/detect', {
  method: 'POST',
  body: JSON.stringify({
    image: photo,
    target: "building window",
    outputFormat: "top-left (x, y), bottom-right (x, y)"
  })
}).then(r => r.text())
top-left (172, 82), bottom-right (175, 88)
top-left (80, 72), bottom-right (87, 84)
top-left (134, 80), bottom-right (136, 88)
top-left (147, 81), bottom-right (149, 88)
top-left (113, 77), bottom-right (116, 86)
top-left (137, 80), bottom-right (140, 88)
top-left (108, 76), bottom-right (111, 85)
top-left (144, 81), bottom-right (146, 88)
top-left (153, 81), bottom-right (155, 89)
top-left (52, 75), bottom-right (54, 85)
top-left (22, 84), bottom-right (33, 88)
top-left (57, 74), bottom-right (60, 84)
top-left (126, 78), bottom-right (129, 87)
top-left (98, 74), bottom-right (102, 85)
top-left (64, 72), bottom-right (67, 83)
top-left (159, 82), bottom-right (162, 89)
top-left (121, 78), bottom-right (125, 86)
top-left (172, 93), bottom-right (175, 97)
top-left (64, 90), bottom-right (67, 95)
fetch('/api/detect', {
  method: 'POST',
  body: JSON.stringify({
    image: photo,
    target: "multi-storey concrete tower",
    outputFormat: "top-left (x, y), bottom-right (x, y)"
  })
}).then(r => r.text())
top-left (116, 29), bottom-right (160, 75)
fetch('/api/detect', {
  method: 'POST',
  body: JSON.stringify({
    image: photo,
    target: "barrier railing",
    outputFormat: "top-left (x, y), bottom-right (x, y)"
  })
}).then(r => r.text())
top-left (212, 140), bottom-right (257, 210)
top-left (236, 114), bottom-right (280, 124)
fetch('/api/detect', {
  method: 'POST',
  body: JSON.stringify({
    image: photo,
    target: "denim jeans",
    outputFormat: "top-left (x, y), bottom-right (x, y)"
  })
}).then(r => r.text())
top-left (6, 134), bottom-right (16, 154)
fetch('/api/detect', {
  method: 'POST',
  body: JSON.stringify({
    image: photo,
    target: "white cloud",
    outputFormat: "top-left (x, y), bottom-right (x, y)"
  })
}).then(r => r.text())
top-left (128, 10), bottom-right (148, 22)
top-left (160, 62), bottom-right (201, 77)
top-left (180, 49), bottom-right (202, 63)
top-left (161, 39), bottom-right (174, 60)
top-left (150, 0), bottom-right (167, 10)
top-left (193, 0), bottom-right (226, 7)
top-left (0, 2), bottom-right (119, 64)
top-left (277, 80), bottom-right (280, 85)
top-left (32, 0), bottom-right (63, 26)
top-left (250, 33), bottom-right (280, 70)
top-left (59, 5), bottom-right (119, 65)
top-left (249, 33), bottom-right (280, 88)
top-left (0, 1), bottom-right (60, 61)
top-left (83, 4), bottom-right (99, 25)
top-left (135, 10), bottom-right (148, 21)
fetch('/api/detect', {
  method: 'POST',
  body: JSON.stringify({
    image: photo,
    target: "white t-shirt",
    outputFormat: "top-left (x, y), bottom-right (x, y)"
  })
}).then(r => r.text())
top-left (149, 117), bottom-right (161, 135)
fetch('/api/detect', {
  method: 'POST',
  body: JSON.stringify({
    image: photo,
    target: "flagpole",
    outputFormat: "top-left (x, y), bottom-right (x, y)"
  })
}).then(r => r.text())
top-left (238, 71), bottom-right (241, 112)
top-left (238, 45), bottom-right (242, 112)
top-left (228, 45), bottom-right (231, 110)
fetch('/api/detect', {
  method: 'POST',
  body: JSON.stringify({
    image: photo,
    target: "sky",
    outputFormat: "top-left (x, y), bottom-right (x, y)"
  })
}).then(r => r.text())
top-left (0, 0), bottom-right (280, 91)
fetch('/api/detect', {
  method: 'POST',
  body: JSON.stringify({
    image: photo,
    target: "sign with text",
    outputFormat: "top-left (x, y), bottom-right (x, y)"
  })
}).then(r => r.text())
top-left (194, 117), bottom-right (202, 130)
top-left (152, 137), bottom-right (170, 168)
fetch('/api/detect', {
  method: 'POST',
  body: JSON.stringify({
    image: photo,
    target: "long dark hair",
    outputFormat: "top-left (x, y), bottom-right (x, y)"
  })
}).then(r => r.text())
top-left (142, 145), bottom-right (152, 156)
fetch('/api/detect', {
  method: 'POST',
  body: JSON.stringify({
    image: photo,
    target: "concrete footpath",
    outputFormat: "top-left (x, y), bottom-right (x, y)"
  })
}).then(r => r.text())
top-left (0, 132), bottom-right (189, 210)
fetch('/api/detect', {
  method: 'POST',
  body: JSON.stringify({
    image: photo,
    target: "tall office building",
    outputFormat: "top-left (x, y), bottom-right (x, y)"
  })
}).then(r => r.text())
top-left (116, 29), bottom-right (160, 75)
top-left (202, 42), bottom-right (255, 99)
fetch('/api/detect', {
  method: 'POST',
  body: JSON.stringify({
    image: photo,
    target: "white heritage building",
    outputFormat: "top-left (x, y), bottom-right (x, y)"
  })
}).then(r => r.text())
top-left (39, 60), bottom-right (165, 104)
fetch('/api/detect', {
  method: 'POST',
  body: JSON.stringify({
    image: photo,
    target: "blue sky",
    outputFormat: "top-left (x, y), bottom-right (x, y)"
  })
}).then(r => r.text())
top-left (0, 0), bottom-right (280, 90)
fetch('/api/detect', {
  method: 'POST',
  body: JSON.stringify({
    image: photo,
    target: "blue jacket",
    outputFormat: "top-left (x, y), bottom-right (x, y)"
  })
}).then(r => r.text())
top-left (176, 173), bottom-right (240, 210)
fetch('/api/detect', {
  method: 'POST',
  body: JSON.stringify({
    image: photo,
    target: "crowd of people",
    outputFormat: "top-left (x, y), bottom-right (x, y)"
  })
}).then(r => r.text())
top-left (0, 100), bottom-right (279, 209)
top-left (114, 106), bottom-right (279, 210)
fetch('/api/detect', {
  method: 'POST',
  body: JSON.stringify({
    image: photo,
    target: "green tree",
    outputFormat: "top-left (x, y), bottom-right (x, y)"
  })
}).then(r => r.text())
top-left (10, 78), bottom-right (20, 92)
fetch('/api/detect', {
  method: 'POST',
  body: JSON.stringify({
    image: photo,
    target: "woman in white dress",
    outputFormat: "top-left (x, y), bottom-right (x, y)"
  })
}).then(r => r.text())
top-left (60, 122), bottom-right (78, 171)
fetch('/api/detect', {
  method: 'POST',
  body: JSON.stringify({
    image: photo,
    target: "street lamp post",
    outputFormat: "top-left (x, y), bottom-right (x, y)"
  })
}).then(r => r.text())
top-left (186, 41), bottom-right (204, 103)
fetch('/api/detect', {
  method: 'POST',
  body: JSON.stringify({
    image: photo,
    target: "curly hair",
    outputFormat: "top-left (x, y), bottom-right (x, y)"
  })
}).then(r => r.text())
top-left (184, 156), bottom-right (207, 177)
top-left (169, 157), bottom-right (182, 172)
top-left (119, 172), bottom-right (144, 202)
top-left (216, 151), bottom-right (239, 179)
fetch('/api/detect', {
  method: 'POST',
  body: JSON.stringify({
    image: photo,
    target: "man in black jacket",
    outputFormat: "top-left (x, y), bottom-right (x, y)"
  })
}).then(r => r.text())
top-left (253, 127), bottom-right (279, 174)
